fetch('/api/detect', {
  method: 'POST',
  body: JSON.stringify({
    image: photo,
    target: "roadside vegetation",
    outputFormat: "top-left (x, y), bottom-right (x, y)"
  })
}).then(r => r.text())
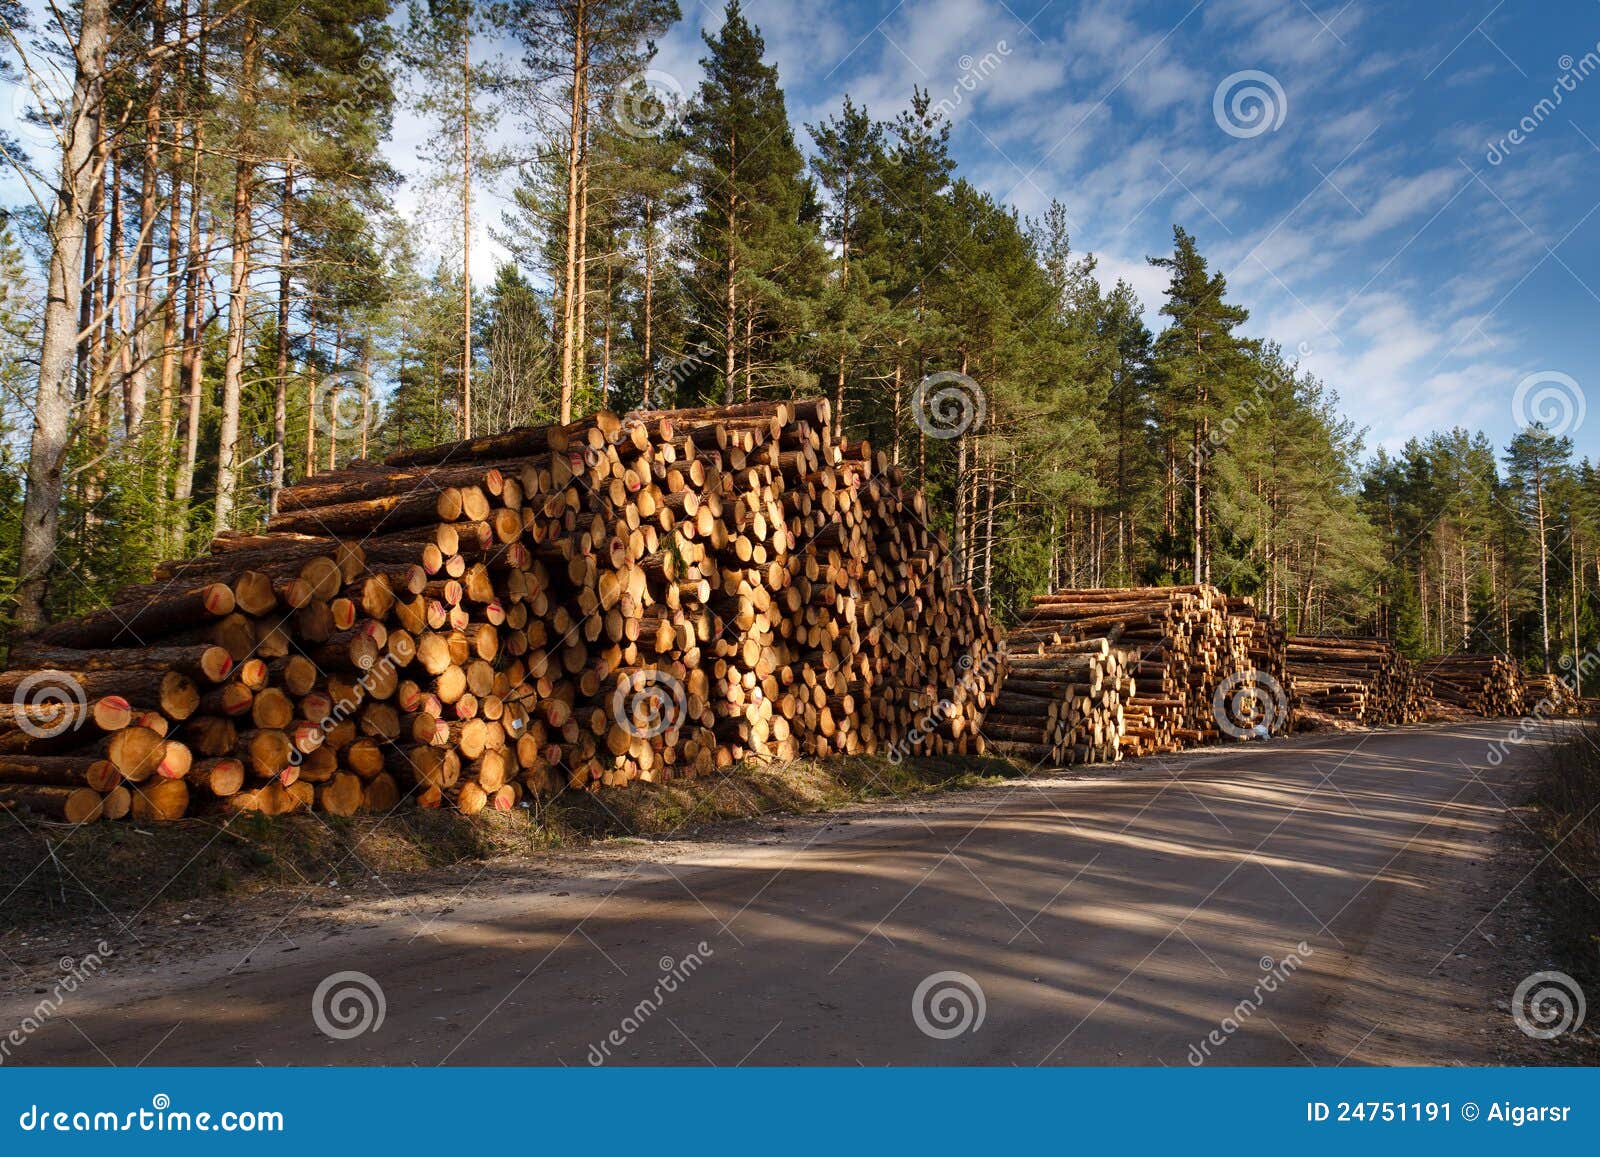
top-left (0, 751), bottom-right (1022, 931)
top-left (1530, 721), bottom-right (1600, 987)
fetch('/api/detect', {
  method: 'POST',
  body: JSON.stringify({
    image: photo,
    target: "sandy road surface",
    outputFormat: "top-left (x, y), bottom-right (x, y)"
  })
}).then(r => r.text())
top-left (0, 721), bottom-right (1577, 1066)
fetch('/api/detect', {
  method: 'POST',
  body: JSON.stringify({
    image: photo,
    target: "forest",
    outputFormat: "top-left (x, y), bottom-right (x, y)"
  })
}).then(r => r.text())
top-left (0, 0), bottom-right (1591, 678)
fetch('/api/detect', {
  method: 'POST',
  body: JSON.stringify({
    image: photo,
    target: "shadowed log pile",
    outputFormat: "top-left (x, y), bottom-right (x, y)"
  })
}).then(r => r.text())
top-left (1419, 654), bottom-right (1523, 718)
top-left (1521, 673), bottom-right (1580, 717)
top-left (1287, 636), bottom-right (1422, 725)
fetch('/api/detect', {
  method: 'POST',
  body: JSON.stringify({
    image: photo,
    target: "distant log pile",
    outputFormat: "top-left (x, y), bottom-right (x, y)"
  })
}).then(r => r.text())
top-left (1419, 654), bottom-right (1524, 718)
top-left (1522, 673), bottom-right (1580, 717)
top-left (1286, 636), bottom-right (1421, 725)
top-left (1000, 585), bottom-right (1288, 760)
top-left (0, 398), bottom-right (1004, 823)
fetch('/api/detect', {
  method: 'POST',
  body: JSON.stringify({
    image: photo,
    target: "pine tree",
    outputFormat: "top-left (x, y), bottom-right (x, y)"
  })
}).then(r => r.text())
top-left (1149, 225), bottom-right (1254, 584)
top-left (1506, 427), bottom-right (1574, 670)
top-left (402, 0), bottom-right (509, 438)
top-left (808, 95), bottom-right (889, 436)
top-left (683, 0), bottom-right (818, 404)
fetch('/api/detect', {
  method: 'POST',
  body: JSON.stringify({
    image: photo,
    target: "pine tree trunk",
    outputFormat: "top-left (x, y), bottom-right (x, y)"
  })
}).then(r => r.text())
top-left (215, 16), bottom-right (259, 533)
top-left (271, 163), bottom-right (294, 513)
top-left (743, 312), bottom-right (753, 402)
top-left (891, 354), bottom-right (901, 465)
top-left (724, 132), bottom-right (737, 405)
top-left (158, 24), bottom-right (185, 540)
top-left (1571, 537), bottom-right (1582, 695)
top-left (557, 0), bottom-right (585, 424)
top-left (361, 338), bottom-right (372, 458)
top-left (600, 255), bottom-right (613, 405)
top-left (304, 298), bottom-right (318, 470)
top-left (982, 448), bottom-right (996, 606)
top-left (106, 142), bottom-right (124, 430)
top-left (1192, 418), bottom-right (1203, 585)
top-left (1536, 468), bottom-right (1550, 669)
top-left (460, 24), bottom-right (473, 438)
top-left (641, 196), bottom-right (654, 407)
top-left (574, 50), bottom-right (590, 410)
top-left (15, 0), bottom-right (111, 631)
top-left (129, 0), bottom-right (164, 435)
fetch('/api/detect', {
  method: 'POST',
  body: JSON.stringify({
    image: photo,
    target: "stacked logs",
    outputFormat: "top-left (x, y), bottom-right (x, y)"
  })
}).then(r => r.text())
top-left (1003, 585), bottom-right (1286, 759)
top-left (1522, 673), bottom-right (1580, 717)
top-left (1286, 637), bottom-right (1422, 725)
top-left (0, 638), bottom-right (233, 822)
top-left (508, 399), bottom-right (1004, 788)
top-left (983, 638), bottom-right (1133, 766)
top-left (1220, 596), bottom-right (1293, 737)
top-left (0, 398), bottom-right (1005, 823)
top-left (1419, 654), bottom-right (1524, 718)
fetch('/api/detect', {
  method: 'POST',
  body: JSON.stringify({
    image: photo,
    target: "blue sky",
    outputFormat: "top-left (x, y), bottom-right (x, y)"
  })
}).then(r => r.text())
top-left (622, 0), bottom-right (1600, 459)
top-left (7, 0), bottom-right (1598, 461)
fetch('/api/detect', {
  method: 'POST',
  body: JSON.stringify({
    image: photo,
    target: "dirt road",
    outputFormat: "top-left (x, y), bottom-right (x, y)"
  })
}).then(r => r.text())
top-left (0, 722), bottom-right (1576, 1066)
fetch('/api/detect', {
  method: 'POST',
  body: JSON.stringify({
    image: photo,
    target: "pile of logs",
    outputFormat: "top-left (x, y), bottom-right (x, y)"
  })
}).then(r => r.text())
top-left (1419, 654), bottom-right (1524, 718)
top-left (1521, 673), bottom-right (1579, 717)
top-left (1286, 636), bottom-right (1421, 725)
top-left (1000, 585), bottom-right (1289, 760)
top-left (0, 398), bottom-right (1005, 823)
top-left (983, 638), bottom-right (1133, 766)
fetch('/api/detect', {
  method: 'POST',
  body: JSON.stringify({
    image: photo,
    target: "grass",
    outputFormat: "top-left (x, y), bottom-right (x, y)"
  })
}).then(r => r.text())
top-left (1529, 721), bottom-right (1600, 986)
top-left (0, 751), bottom-right (1028, 933)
